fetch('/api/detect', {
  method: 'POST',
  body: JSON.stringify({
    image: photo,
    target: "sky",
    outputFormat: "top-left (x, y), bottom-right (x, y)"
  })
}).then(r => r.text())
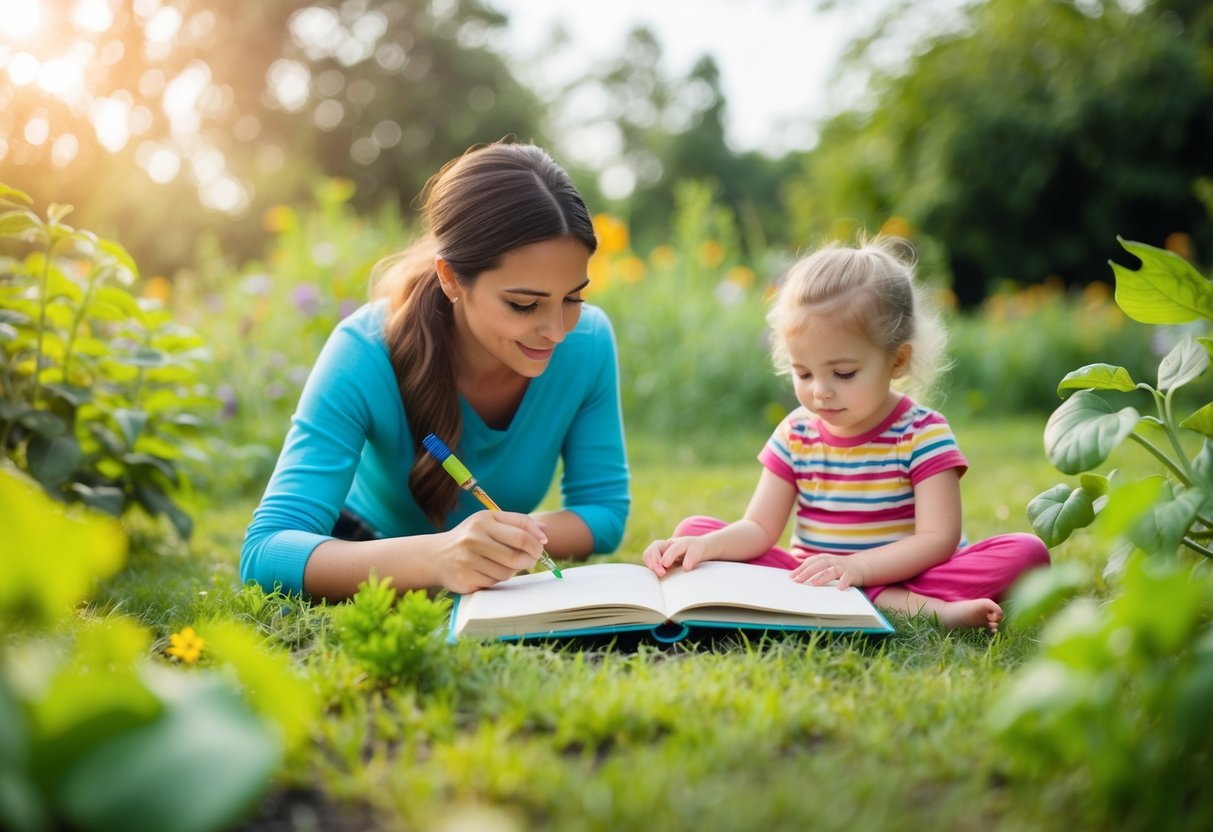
top-left (486, 0), bottom-right (879, 158)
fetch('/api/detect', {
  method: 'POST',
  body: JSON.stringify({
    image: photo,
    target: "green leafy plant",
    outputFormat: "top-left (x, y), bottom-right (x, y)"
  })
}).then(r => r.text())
top-left (331, 573), bottom-right (453, 689)
top-left (992, 554), bottom-right (1213, 828)
top-left (1027, 237), bottom-right (1212, 571)
top-left (0, 466), bottom-right (316, 832)
top-left (0, 184), bottom-right (213, 537)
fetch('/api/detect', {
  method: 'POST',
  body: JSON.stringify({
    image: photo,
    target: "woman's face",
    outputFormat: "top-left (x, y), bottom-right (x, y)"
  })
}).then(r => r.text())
top-left (442, 236), bottom-right (592, 379)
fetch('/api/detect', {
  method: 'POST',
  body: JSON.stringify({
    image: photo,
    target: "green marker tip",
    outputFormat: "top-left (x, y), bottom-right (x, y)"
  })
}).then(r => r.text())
top-left (552, 567), bottom-right (563, 579)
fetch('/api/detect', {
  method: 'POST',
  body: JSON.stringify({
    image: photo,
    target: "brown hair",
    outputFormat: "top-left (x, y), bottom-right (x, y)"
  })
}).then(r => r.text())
top-left (372, 142), bottom-right (597, 526)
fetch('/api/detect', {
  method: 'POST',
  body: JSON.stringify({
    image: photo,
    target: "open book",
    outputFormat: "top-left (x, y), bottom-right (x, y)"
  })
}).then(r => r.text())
top-left (449, 561), bottom-right (893, 642)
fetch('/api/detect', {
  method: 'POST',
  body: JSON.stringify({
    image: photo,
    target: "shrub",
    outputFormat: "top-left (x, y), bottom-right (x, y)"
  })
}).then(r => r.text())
top-left (0, 184), bottom-right (213, 537)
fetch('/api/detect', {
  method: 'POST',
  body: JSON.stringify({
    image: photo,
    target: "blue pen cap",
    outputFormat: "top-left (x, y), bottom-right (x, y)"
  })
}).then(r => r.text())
top-left (421, 433), bottom-right (452, 462)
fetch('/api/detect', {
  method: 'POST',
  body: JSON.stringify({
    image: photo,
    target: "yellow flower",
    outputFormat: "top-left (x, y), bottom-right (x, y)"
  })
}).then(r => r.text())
top-left (166, 626), bottom-right (205, 665)
top-left (618, 255), bottom-right (646, 284)
top-left (649, 244), bottom-right (677, 270)
top-left (262, 205), bottom-right (298, 234)
top-left (698, 240), bottom-right (725, 267)
top-left (593, 213), bottom-right (629, 255)
top-left (879, 215), bottom-right (914, 238)
top-left (143, 275), bottom-right (171, 304)
top-left (724, 265), bottom-right (755, 288)
top-left (586, 254), bottom-right (612, 296)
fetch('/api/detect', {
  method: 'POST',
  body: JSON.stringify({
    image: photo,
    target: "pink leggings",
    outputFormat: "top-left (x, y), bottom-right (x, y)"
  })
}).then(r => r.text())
top-left (672, 516), bottom-right (1051, 603)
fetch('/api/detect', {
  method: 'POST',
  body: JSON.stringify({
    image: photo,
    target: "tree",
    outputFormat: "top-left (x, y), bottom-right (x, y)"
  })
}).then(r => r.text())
top-left (0, 0), bottom-right (548, 275)
top-left (786, 0), bottom-right (1213, 305)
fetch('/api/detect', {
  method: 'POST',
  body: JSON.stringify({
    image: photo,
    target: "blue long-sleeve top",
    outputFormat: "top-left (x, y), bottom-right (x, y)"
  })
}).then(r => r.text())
top-left (240, 300), bottom-right (631, 594)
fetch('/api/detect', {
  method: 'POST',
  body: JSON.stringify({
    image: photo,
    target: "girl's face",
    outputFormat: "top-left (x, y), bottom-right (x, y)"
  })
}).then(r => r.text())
top-left (783, 313), bottom-right (910, 438)
top-left (441, 236), bottom-right (592, 379)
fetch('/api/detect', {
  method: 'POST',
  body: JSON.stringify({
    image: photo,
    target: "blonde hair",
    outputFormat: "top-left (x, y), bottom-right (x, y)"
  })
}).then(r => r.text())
top-left (767, 236), bottom-right (949, 400)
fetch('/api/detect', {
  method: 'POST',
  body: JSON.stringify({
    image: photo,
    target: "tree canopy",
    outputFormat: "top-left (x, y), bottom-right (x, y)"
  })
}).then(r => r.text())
top-left (786, 0), bottom-right (1213, 304)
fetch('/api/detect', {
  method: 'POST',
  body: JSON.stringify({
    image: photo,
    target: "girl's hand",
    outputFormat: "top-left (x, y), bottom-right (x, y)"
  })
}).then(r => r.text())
top-left (432, 511), bottom-right (547, 594)
top-left (790, 553), bottom-right (872, 590)
top-left (642, 537), bottom-right (713, 577)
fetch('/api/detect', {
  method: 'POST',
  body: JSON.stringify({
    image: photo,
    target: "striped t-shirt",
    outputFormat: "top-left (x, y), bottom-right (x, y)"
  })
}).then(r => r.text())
top-left (758, 396), bottom-right (968, 558)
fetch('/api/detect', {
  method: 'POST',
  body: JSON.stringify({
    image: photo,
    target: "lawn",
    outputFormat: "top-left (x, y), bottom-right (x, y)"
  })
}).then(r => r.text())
top-left (83, 413), bottom-right (1134, 832)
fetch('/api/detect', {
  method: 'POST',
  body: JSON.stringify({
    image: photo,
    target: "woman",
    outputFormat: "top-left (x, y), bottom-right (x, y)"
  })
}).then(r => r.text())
top-left (241, 142), bottom-right (630, 600)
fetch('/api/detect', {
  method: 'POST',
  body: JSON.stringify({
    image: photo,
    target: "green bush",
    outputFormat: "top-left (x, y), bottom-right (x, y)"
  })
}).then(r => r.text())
top-left (173, 180), bottom-right (408, 489)
top-left (0, 184), bottom-right (213, 537)
top-left (944, 278), bottom-right (1159, 417)
top-left (994, 237), bottom-right (1213, 830)
top-left (0, 466), bottom-right (316, 832)
top-left (588, 181), bottom-right (791, 448)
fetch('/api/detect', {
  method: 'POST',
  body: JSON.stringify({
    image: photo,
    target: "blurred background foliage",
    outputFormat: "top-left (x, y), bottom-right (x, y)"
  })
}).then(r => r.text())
top-left (3, 0), bottom-right (1207, 472)
top-left (2, 0), bottom-right (1209, 306)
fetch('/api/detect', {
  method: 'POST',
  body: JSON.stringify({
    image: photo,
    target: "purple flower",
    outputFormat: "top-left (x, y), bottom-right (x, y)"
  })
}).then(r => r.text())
top-left (292, 283), bottom-right (320, 317)
top-left (217, 384), bottom-right (238, 420)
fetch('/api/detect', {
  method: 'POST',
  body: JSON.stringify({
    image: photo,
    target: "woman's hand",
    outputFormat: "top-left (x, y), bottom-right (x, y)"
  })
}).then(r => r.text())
top-left (642, 537), bottom-right (714, 577)
top-left (790, 553), bottom-right (872, 590)
top-left (432, 511), bottom-right (548, 594)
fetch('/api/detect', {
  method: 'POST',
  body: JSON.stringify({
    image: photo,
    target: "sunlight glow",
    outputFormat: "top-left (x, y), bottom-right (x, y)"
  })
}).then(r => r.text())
top-left (51, 133), bottom-right (80, 167)
top-left (72, 0), bottom-right (115, 34)
top-left (91, 97), bottom-right (131, 152)
top-left (7, 52), bottom-right (39, 85)
top-left (37, 58), bottom-right (84, 97)
top-left (137, 141), bottom-right (181, 183)
top-left (0, 0), bottom-right (44, 40)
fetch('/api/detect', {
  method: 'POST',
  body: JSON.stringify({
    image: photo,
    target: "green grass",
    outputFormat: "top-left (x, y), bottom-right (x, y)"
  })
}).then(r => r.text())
top-left (92, 416), bottom-right (1140, 831)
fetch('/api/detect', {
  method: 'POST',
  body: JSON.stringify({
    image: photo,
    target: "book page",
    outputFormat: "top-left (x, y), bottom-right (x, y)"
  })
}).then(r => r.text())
top-left (454, 562), bottom-right (667, 637)
top-left (658, 562), bottom-right (880, 624)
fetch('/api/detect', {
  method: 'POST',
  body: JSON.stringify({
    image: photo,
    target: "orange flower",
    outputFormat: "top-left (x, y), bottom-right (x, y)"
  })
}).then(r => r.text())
top-left (143, 275), bottom-right (171, 304)
top-left (593, 213), bottom-right (629, 256)
top-left (262, 205), bottom-right (297, 234)
top-left (698, 240), bottom-right (724, 267)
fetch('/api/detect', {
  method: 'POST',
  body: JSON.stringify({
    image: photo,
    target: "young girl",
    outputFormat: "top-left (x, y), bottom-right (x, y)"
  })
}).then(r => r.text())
top-left (643, 237), bottom-right (1048, 631)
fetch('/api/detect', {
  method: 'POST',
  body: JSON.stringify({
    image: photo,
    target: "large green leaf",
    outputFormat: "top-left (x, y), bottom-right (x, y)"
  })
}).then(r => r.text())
top-left (1182, 404), bottom-right (1213, 439)
top-left (97, 239), bottom-right (139, 284)
top-left (1183, 400), bottom-right (1213, 436)
top-left (56, 670), bottom-right (280, 832)
top-left (1192, 441), bottom-right (1213, 491)
top-left (1005, 560), bottom-right (1088, 628)
top-left (1129, 486), bottom-right (1206, 557)
top-left (0, 210), bottom-right (41, 242)
top-left (1157, 337), bottom-right (1209, 391)
top-left (0, 184), bottom-right (33, 204)
top-left (1094, 477), bottom-right (1165, 542)
top-left (27, 434), bottom-right (82, 490)
top-left (0, 468), bottom-right (126, 625)
top-left (112, 408), bottom-right (148, 448)
top-left (1028, 484), bottom-right (1096, 546)
top-left (1110, 237), bottom-right (1213, 324)
top-left (134, 483), bottom-right (194, 540)
top-left (1044, 390), bottom-right (1141, 475)
top-left (1056, 364), bottom-right (1137, 397)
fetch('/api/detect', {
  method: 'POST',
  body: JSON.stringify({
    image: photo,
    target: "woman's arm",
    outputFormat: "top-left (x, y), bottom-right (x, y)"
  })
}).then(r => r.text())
top-left (303, 510), bottom-right (550, 600)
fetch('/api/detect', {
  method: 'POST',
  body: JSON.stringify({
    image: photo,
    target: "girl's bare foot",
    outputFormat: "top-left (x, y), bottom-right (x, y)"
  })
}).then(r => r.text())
top-left (875, 588), bottom-right (1003, 632)
top-left (933, 598), bottom-right (1002, 632)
